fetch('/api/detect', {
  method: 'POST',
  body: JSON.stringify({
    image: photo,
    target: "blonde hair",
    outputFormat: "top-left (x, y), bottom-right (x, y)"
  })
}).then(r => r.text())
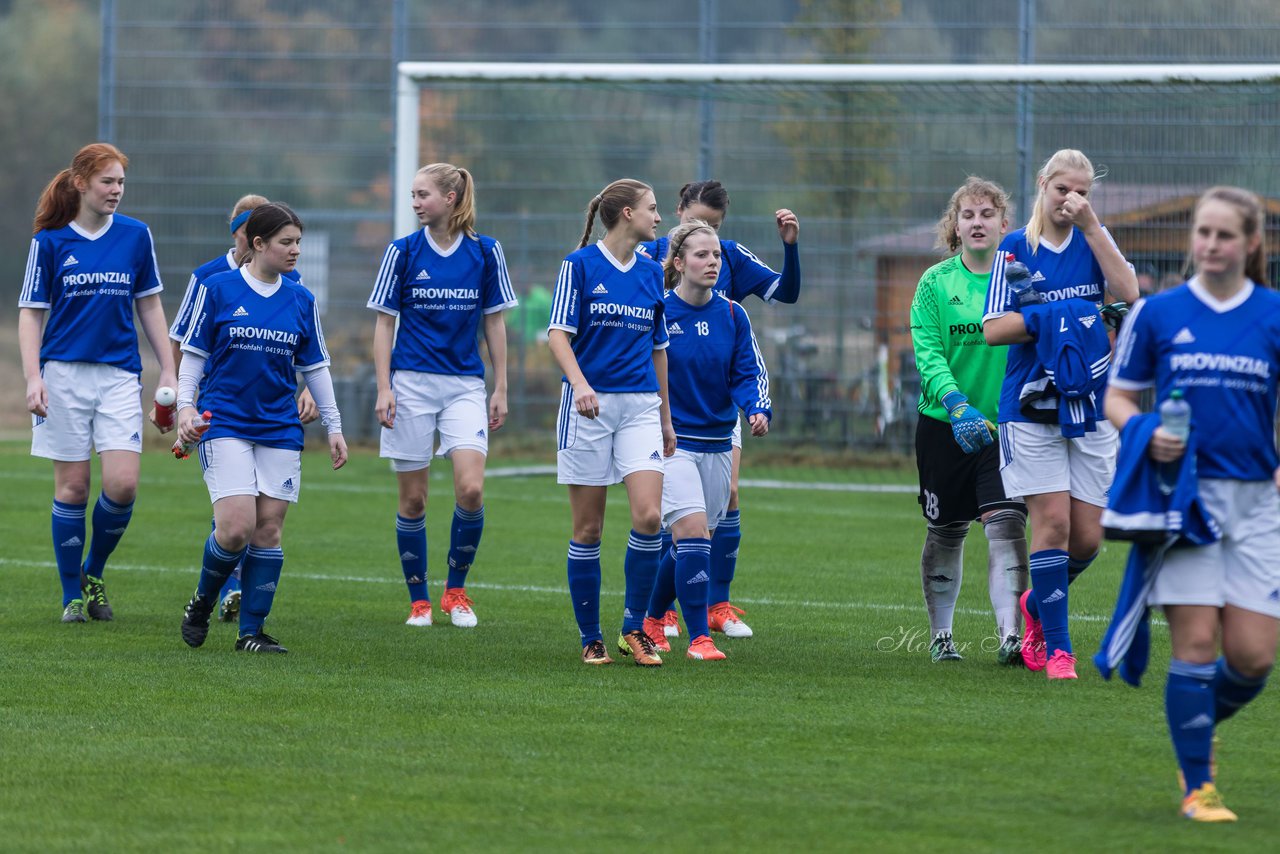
top-left (1026, 149), bottom-right (1096, 253)
top-left (1194, 186), bottom-right (1269, 286)
top-left (417, 162), bottom-right (477, 238)
top-left (578, 179), bottom-right (652, 249)
top-left (934, 177), bottom-right (1010, 254)
top-left (662, 220), bottom-right (718, 290)
top-left (231, 194), bottom-right (270, 221)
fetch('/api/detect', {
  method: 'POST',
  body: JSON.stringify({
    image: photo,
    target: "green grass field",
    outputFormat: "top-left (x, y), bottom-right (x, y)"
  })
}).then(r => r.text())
top-left (1, 440), bottom-right (1275, 851)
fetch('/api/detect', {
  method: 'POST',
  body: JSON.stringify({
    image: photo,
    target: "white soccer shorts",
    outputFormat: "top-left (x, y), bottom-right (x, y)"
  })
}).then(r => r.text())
top-left (380, 371), bottom-right (488, 472)
top-left (1151, 479), bottom-right (1280, 618)
top-left (556, 386), bottom-right (664, 486)
top-left (661, 447), bottom-right (733, 530)
top-left (998, 419), bottom-right (1117, 507)
top-left (200, 437), bottom-right (303, 504)
top-left (731, 416), bottom-right (743, 450)
top-left (31, 360), bottom-right (143, 461)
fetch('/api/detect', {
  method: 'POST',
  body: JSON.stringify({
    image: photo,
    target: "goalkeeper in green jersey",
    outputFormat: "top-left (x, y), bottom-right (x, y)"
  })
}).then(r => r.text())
top-left (909, 178), bottom-right (1029, 664)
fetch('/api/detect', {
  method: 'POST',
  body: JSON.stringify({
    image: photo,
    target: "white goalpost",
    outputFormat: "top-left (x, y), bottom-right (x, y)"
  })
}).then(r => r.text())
top-left (393, 61), bottom-right (1280, 237)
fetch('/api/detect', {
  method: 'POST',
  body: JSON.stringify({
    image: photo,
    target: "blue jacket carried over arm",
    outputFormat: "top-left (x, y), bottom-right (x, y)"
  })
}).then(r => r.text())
top-left (1020, 298), bottom-right (1111, 438)
top-left (1094, 413), bottom-right (1220, 686)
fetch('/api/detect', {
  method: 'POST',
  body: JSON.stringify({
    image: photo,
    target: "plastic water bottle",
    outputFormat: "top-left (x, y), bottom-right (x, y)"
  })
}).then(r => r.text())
top-left (1157, 390), bottom-right (1191, 495)
top-left (153, 386), bottom-right (176, 429)
top-left (1004, 259), bottom-right (1042, 308)
top-left (172, 410), bottom-right (212, 460)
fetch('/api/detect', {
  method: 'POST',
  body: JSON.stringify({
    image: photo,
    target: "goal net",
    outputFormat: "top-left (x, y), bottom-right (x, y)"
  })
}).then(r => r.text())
top-left (395, 62), bottom-right (1280, 447)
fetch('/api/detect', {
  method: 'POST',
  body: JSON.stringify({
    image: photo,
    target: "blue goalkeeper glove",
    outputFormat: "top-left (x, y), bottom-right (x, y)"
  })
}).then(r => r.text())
top-left (941, 390), bottom-right (994, 454)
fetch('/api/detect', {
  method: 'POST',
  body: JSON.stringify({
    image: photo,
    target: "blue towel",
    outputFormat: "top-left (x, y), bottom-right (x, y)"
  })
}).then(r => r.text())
top-left (1021, 299), bottom-right (1112, 438)
top-left (1095, 413), bottom-right (1220, 686)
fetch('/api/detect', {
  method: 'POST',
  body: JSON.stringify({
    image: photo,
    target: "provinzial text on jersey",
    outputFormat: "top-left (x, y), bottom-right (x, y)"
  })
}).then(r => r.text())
top-left (229, 327), bottom-right (299, 345)
top-left (412, 287), bottom-right (479, 300)
top-left (1170, 352), bottom-right (1271, 378)
top-left (589, 303), bottom-right (655, 321)
top-left (63, 272), bottom-right (133, 286)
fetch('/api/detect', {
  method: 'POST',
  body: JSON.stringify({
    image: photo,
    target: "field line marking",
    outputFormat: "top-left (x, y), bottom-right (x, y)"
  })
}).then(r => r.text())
top-left (0, 557), bottom-right (1124, 624)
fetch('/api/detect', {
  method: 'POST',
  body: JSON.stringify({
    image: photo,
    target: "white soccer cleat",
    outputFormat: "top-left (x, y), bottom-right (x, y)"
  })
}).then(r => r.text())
top-left (708, 602), bottom-right (753, 638)
top-left (405, 600), bottom-right (433, 626)
top-left (441, 587), bottom-right (478, 628)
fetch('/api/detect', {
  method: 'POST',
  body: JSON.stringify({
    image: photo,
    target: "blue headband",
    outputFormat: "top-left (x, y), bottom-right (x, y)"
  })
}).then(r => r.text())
top-left (229, 210), bottom-right (252, 235)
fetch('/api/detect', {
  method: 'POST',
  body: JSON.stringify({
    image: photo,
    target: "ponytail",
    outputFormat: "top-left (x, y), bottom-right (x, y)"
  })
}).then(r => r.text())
top-left (577, 178), bottom-right (652, 249)
top-left (417, 162), bottom-right (477, 239)
top-left (1195, 186), bottom-right (1269, 286)
top-left (33, 143), bottom-right (129, 234)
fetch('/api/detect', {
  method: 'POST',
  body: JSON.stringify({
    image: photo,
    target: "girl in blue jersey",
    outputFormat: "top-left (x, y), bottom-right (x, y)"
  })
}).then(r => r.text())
top-left (549, 178), bottom-right (675, 666)
top-left (983, 149), bottom-right (1139, 679)
top-left (1107, 186), bottom-right (1280, 822)
top-left (368, 162), bottom-right (517, 629)
top-left (639, 180), bottom-right (800, 640)
top-left (169, 193), bottom-right (320, 624)
top-left (176, 203), bottom-right (348, 654)
top-left (641, 221), bottom-right (772, 661)
top-left (19, 143), bottom-right (178, 623)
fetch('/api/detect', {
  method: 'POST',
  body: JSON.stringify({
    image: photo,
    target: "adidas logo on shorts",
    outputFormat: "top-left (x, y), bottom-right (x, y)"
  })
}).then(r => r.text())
top-left (60, 536), bottom-right (83, 548)
top-left (649, 450), bottom-right (662, 461)
top-left (130, 432), bottom-right (141, 443)
top-left (282, 477), bottom-right (294, 491)
top-left (687, 570), bottom-right (710, 585)
top-left (416, 269), bottom-right (430, 281)
top-left (63, 255), bottom-right (79, 267)
top-left (233, 306), bottom-right (249, 317)
top-left (475, 429), bottom-right (485, 438)
top-left (668, 322), bottom-right (684, 335)
top-left (1173, 327), bottom-right (1196, 344)
top-left (948, 295), bottom-right (963, 305)
top-left (593, 283), bottom-right (608, 295)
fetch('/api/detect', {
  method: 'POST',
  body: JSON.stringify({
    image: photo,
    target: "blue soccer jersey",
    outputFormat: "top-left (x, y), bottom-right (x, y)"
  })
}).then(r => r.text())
top-left (641, 236), bottom-right (782, 303)
top-left (19, 214), bottom-right (164, 374)
top-left (367, 230), bottom-right (518, 377)
top-left (181, 268), bottom-right (330, 450)
top-left (1112, 278), bottom-right (1280, 481)
top-left (549, 241), bottom-right (668, 393)
top-left (664, 291), bottom-right (771, 453)
top-left (170, 250), bottom-right (302, 342)
top-left (984, 225), bottom-right (1126, 423)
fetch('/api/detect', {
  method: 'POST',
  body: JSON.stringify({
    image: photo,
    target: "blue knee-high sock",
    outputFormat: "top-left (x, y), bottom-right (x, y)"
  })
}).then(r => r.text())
top-left (1029, 549), bottom-right (1071, 654)
top-left (446, 504), bottom-right (485, 590)
top-left (239, 545), bottom-right (284, 637)
top-left (52, 500), bottom-right (88, 606)
top-left (197, 533), bottom-right (248, 600)
top-left (82, 492), bottom-right (134, 580)
top-left (567, 540), bottom-right (602, 645)
top-left (647, 545), bottom-right (677, 620)
top-left (710, 510), bottom-right (741, 605)
top-left (1167, 659), bottom-right (1217, 795)
top-left (218, 566), bottom-right (241, 597)
top-left (396, 514), bottom-right (428, 602)
top-left (675, 538), bottom-right (713, 639)
top-left (1025, 551), bottom-right (1094, 621)
top-left (622, 530), bottom-right (662, 634)
top-left (1214, 658), bottom-right (1269, 724)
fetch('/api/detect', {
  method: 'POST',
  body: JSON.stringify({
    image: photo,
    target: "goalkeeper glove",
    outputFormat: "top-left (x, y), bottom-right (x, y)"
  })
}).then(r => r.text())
top-left (941, 390), bottom-right (994, 454)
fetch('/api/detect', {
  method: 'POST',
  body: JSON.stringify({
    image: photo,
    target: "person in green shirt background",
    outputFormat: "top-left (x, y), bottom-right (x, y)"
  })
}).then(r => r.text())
top-left (909, 177), bottom-right (1029, 664)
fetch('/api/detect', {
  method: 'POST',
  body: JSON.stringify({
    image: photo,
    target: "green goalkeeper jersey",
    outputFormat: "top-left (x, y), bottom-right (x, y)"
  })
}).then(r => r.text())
top-left (909, 254), bottom-right (1007, 423)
